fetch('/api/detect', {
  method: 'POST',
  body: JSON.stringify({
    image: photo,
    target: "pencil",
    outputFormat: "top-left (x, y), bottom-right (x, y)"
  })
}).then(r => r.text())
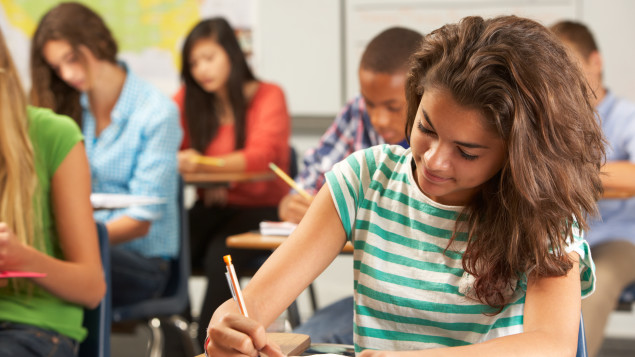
top-left (191, 155), bottom-right (225, 167)
top-left (268, 162), bottom-right (313, 200)
top-left (223, 254), bottom-right (249, 317)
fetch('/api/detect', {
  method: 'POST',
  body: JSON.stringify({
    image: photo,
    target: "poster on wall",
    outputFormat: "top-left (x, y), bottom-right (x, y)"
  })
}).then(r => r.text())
top-left (0, 0), bottom-right (254, 96)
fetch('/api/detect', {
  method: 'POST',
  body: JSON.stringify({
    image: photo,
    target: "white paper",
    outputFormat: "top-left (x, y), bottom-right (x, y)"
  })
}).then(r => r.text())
top-left (90, 193), bottom-right (167, 209)
top-left (259, 221), bottom-right (297, 236)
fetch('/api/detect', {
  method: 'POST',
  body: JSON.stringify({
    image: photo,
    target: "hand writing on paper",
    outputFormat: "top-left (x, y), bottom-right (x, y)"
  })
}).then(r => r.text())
top-left (278, 193), bottom-right (313, 224)
top-left (0, 222), bottom-right (29, 272)
top-left (206, 312), bottom-right (285, 357)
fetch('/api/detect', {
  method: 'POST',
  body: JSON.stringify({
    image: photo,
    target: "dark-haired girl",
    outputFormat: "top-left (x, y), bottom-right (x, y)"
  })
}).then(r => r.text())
top-left (175, 17), bottom-right (291, 341)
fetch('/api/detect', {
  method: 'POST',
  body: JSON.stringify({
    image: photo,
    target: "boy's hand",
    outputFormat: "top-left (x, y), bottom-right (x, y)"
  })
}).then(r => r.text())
top-left (278, 193), bottom-right (313, 224)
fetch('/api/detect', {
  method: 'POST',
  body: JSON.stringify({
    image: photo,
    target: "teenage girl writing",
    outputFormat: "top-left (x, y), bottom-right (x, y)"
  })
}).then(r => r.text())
top-left (205, 15), bottom-right (604, 356)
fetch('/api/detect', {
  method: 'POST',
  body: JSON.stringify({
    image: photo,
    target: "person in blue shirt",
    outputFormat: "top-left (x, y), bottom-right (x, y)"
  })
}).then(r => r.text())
top-left (29, 2), bottom-right (182, 308)
top-left (551, 20), bottom-right (635, 357)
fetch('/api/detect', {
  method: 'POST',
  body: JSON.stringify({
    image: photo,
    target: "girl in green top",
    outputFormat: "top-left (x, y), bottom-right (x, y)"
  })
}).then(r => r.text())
top-left (0, 28), bottom-right (105, 356)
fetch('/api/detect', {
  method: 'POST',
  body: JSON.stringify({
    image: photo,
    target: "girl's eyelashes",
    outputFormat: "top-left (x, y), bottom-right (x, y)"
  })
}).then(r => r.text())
top-left (417, 121), bottom-right (436, 136)
top-left (459, 150), bottom-right (478, 161)
top-left (417, 120), bottom-right (479, 161)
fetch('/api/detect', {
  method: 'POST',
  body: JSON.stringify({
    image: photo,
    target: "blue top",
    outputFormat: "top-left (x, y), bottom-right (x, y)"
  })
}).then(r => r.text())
top-left (298, 95), bottom-right (408, 194)
top-left (81, 63), bottom-right (182, 258)
top-left (586, 90), bottom-right (635, 245)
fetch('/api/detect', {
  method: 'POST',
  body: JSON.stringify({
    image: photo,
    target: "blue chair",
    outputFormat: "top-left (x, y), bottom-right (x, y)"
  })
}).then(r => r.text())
top-left (577, 315), bottom-right (588, 357)
top-left (78, 222), bottom-right (111, 357)
top-left (111, 179), bottom-right (197, 356)
top-left (617, 282), bottom-right (635, 311)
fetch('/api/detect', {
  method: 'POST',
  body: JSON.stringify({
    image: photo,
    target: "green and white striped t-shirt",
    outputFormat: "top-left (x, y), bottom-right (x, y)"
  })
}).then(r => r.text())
top-left (325, 145), bottom-right (595, 353)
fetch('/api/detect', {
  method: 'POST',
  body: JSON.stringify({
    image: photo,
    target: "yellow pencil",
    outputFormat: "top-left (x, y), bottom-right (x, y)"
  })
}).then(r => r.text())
top-left (191, 155), bottom-right (225, 167)
top-left (268, 162), bottom-right (313, 200)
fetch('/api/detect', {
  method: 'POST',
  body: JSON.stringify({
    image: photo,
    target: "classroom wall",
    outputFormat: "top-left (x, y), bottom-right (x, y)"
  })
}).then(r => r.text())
top-left (257, 0), bottom-right (635, 119)
top-left (2, 0), bottom-right (634, 130)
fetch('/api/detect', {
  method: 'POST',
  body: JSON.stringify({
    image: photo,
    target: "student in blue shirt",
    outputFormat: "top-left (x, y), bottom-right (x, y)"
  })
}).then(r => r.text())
top-left (29, 2), bottom-right (182, 308)
top-left (551, 20), bottom-right (635, 357)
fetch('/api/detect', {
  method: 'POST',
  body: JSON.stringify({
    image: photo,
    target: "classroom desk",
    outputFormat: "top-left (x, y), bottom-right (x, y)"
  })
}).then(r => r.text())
top-left (194, 332), bottom-right (310, 357)
top-left (183, 171), bottom-right (274, 187)
top-left (603, 188), bottom-right (635, 199)
top-left (226, 231), bottom-right (354, 253)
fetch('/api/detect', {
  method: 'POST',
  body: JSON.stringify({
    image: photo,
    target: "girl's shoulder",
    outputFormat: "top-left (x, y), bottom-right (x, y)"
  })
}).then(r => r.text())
top-left (343, 144), bottom-right (411, 177)
top-left (27, 106), bottom-right (82, 143)
top-left (249, 81), bottom-right (285, 102)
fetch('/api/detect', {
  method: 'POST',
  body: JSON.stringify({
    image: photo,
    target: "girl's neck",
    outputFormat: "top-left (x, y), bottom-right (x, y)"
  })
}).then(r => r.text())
top-left (87, 61), bottom-right (126, 122)
top-left (213, 80), bottom-right (259, 125)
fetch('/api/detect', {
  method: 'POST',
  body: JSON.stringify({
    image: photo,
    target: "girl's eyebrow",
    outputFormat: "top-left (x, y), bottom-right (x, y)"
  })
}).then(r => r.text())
top-left (421, 106), bottom-right (489, 149)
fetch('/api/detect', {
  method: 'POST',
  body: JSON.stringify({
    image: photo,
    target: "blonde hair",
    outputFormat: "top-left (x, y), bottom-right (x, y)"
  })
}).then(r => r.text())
top-left (0, 28), bottom-right (40, 250)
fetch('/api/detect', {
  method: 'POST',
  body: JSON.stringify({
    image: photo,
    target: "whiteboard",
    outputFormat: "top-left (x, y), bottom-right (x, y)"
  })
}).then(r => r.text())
top-left (345, 0), bottom-right (581, 99)
top-left (253, 0), bottom-right (342, 116)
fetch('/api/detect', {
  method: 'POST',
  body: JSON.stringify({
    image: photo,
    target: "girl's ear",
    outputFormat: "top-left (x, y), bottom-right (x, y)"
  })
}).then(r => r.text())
top-left (587, 50), bottom-right (603, 79)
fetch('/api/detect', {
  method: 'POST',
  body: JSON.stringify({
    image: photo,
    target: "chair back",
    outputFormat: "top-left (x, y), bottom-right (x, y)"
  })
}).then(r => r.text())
top-left (289, 146), bottom-right (299, 179)
top-left (78, 222), bottom-right (111, 357)
top-left (618, 282), bottom-right (635, 311)
top-left (576, 315), bottom-right (588, 357)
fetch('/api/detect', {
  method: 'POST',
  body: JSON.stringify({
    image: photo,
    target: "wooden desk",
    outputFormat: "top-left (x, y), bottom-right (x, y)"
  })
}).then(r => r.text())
top-left (226, 231), bottom-right (354, 253)
top-left (195, 332), bottom-right (310, 356)
top-left (183, 171), bottom-right (274, 187)
top-left (603, 188), bottom-right (635, 199)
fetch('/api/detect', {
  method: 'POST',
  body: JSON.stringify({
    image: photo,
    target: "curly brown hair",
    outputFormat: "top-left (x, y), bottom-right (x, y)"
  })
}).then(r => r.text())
top-left (405, 16), bottom-right (605, 309)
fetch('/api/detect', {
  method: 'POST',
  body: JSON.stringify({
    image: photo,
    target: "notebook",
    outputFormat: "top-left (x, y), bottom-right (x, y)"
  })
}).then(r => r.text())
top-left (259, 221), bottom-right (298, 236)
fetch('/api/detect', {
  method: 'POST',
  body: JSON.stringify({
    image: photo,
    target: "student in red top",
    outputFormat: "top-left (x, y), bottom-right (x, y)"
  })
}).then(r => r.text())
top-left (174, 17), bottom-right (291, 343)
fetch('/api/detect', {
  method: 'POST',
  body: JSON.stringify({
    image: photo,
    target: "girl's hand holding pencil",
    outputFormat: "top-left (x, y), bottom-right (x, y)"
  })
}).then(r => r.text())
top-left (178, 148), bottom-right (225, 173)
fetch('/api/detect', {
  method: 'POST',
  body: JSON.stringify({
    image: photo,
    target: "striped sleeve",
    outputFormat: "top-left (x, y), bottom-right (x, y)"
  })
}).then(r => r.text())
top-left (568, 225), bottom-right (596, 298)
top-left (325, 149), bottom-right (368, 240)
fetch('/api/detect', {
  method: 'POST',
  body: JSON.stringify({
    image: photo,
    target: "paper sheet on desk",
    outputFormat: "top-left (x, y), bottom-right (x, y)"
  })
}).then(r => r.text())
top-left (90, 193), bottom-right (167, 209)
top-left (259, 221), bottom-right (297, 236)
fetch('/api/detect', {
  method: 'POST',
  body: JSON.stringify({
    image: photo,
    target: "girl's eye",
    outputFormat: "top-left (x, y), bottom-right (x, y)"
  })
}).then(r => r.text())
top-left (459, 149), bottom-right (478, 161)
top-left (388, 106), bottom-right (403, 113)
top-left (417, 121), bottom-right (436, 136)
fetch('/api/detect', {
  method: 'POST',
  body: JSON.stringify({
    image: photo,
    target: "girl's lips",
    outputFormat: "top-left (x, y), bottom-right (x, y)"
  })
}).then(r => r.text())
top-left (423, 167), bottom-right (450, 183)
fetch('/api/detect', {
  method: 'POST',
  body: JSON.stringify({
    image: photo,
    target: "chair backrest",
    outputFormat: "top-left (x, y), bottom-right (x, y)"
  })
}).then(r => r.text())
top-left (79, 222), bottom-right (111, 357)
top-left (618, 282), bottom-right (635, 311)
top-left (289, 146), bottom-right (299, 179)
top-left (576, 315), bottom-right (588, 357)
top-left (112, 177), bottom-right (190, 321)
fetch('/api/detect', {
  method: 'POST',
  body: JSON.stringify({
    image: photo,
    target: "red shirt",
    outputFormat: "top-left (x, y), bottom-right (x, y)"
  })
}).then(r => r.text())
top-left (174, 82), bottom-right (291, 207)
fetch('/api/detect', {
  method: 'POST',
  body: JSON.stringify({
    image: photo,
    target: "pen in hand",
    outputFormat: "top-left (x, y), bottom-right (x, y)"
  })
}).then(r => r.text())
top-left (205, 254), bottom-right (250, 356)
top-left (224, 254), bottom-right (249, 317)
